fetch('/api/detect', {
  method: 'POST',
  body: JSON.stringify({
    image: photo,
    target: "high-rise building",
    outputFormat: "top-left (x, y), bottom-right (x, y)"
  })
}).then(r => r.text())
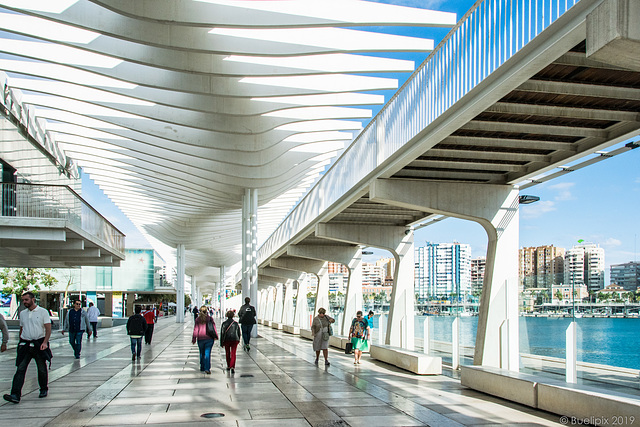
top-left (471, 257), bottom-right (486, 294)
top-left (415, 242), bottom-right (471, 299)
top-left (610, 261), bottom-right (640, 291)
top-left (362, 262), bottom-right (385, 286)
top-left (519, 245), bottom-right (565, 289)
top-left (376, 257), bottom-right (395, 280)
top-left (564, 243), bottom-right (605, 293)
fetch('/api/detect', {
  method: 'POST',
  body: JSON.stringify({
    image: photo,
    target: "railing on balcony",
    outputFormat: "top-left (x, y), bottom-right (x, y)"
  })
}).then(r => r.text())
top-left (1, 182), bottom-right (124, 253)
top-left (258, 0), bottom-right (586, 264)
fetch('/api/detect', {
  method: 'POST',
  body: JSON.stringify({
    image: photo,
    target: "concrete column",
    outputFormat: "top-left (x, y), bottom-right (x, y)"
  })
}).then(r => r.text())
top-left (294, 274), bottom-right (308, 328)
top-left (219, 266), bottom-right (226, 315)
top-left (191, 276), bottom-right (198, 307)
top-left (282, 279), bottom-right (294, 325)
top-left (104, 292), bottom-right (113, 317)
top-left (273, 283), bottom-right (284, 323)
top-left (242, 189), bottom-right (250, 301)
top-left (370, 179), bottom-right (520, 369)
top-left (271, 258), bottom-right (326, 326)
top-left (316, 223), bottom-right (414, 348)
top-left (176, 243), bottom-right (185, 323)
top-left (259, 289), bottom-right (267, 319)
top-left (125, 292), bottom-right (135, 317)
top-left (265, 286), bottom-right (275, 321)
top-left (250, 188), bottom-right (258, 309)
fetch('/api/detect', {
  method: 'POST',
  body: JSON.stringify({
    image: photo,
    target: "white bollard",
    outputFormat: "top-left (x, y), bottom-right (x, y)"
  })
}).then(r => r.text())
top-left (452, 317), bottom-right (460, 370)
top-left (423, 317), bottom-right (430, 354)
top-left (378, 314), bottom-right (386, 345)
top-left (566, 321), bottom-right (577, 383)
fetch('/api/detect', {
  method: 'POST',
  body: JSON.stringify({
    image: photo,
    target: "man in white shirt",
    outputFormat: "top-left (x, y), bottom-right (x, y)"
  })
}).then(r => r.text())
top-left (3, 291), bottom-right (52, 404)
top-left (86, 302), bottom-right (100, 339)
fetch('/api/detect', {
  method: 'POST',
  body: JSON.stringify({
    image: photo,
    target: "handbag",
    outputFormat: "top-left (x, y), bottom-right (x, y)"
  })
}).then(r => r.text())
top-left (322, 331), bottom-right (330, 341)
top-left (206, 317), bottom-right (218, 340)
top-left (328, 323), bottom-right (333, 336)
top-left (345, 342), bottom-right (353, 354)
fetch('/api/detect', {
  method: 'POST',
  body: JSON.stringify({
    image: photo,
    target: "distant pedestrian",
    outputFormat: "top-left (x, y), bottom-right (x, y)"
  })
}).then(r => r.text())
top-left (62, 300), bottom-right (89, 359)
top-left (238, 297), bottom-right (257, 351)
top-left (3, 292), bottom-right (52, 403)
top-left (0, 312), bottom-right (8, 352)
top-left (192, 306), bottom-right (199, 322)
top-left (348, 311), bottom-right (370, 364)
top-left (367, 310), bottom-right (375, 323)
top-left (311, 307), bottom-right (334, 366)
top-left (220, 310), bottom-right (241, 373)
top-left (192, 306), bottom-right (217, 374)
top-left (86, 302), bottom-right (100, 339)
top-left (126, 306), bottom-right (147, 361)
top-left (143, 305), bottom-right (157, 344)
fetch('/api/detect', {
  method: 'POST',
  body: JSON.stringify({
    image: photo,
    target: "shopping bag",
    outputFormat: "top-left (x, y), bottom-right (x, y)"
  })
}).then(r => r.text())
top-left (345, 342), bottom-right (353, 354)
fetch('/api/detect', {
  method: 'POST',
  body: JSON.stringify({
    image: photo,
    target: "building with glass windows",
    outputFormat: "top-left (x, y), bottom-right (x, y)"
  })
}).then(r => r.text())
top-left (415, 242), bottom-right (471, 300)
top-left (610, 261), bottom-right (640, 291)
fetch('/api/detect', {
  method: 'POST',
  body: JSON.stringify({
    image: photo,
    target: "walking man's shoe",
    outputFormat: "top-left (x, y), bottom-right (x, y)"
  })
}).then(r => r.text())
top-left (39, 390), bottom-right (48, 398)
top-left (3, 394), bottom-right (20, 404)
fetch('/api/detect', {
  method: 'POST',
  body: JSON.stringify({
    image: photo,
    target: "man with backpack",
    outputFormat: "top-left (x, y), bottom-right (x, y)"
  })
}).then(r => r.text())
top-left (238, 297), bottom-right (256, 351)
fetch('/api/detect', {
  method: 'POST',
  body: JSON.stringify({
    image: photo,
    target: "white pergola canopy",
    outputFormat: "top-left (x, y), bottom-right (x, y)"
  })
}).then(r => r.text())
top-left (0, 0), bottom-right (456, 291)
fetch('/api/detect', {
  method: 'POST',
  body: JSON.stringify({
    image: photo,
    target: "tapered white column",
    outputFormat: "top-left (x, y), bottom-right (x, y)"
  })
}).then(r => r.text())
top-left (294, 274), bottom-right (308, 327)
top-left (273, 283), bottom-right (284, 323)
top-left (176, 244), bottom-right (185, 323)
top-left (242, 189), bottom-right (259, 316)
top-left (370, 179), bottom-right (520, 369)
top-left (282, 280), bottom-right (295, 325)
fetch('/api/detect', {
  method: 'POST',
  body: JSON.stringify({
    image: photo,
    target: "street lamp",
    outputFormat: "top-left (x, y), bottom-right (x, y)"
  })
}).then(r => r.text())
top-left (519, 195), bottom-right (541, 204)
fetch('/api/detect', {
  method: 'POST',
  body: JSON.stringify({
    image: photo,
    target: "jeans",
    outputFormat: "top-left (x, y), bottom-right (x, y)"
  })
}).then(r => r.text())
top-left (130, 337), bottom-right (143, 357)
top-left (11, 342), bottom-right (48, 397)
top-left (241, 324), bottom-right (253, 346)
top-left (224, 340), bottom-right (239, 368)
top-left (69, 331), bottom-right (84, 358)
top-left (90, 322), bottom-right (98, 337)
top-left (144, 323), bottom-right (154, 344)
top-left (197, 338), bottom-right (214, 371)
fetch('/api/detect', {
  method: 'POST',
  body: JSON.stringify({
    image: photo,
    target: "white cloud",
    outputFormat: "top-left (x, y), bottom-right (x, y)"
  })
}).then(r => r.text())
top-left (548, 182), bottom-right (575, 201)
top-left (602, 237), bottom-right (622, 247)
top-left (520, 200), bottom-right (555, 219)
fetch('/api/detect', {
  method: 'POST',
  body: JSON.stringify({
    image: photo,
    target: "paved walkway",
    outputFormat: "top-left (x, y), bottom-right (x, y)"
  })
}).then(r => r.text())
top-left (0, 317), bottom-right (563, 426)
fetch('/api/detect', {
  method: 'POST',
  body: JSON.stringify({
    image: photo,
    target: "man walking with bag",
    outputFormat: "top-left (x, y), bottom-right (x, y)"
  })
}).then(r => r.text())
top-left (238, 297), bottom-right (256, 351)
top-left (4, 292), bottom-right (52, 403)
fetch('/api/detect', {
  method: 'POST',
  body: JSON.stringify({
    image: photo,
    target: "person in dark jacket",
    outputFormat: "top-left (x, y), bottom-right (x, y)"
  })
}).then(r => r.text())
top-left (61, 300), bottom-right (89, 359)
top-left (238, 297), bottom-right (256, 351)
top-left (126, 306), bottom-right (147, 361)
top-left (220, 310), bottom-right (241, 373)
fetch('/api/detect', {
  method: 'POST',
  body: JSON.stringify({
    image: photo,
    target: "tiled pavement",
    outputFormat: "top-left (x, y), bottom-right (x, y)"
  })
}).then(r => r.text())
top-left (0, 317), bottom-right (564, 426)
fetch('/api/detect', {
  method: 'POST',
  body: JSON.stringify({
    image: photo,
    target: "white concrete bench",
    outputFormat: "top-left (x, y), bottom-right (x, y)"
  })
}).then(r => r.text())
top-left (271, 321), bottom-right (284, 330)
top-left (538, 381), bottom-right (640, 420)
top-left (329, 335), bottom-right (350, 350)
top-left (460, 365), bottom-right (541, 407)
top-left (370, 344), bottom-right (442, 375)
top-left (460, 365), bottom-right (640, 420)
top-left (99, 317), bottom-right (113, 328)
top-left (300, 328), bottom-right (313, 340)
top-left (263, 320), bottom-right (272, 327)
top-left (257, 319), bottom-right (264, 325)
top-left (282, 325), bottom-right (300, 335)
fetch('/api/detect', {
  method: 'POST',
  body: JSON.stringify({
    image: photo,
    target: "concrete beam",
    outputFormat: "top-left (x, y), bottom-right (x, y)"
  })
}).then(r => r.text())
top-left (587, 0), bottom-right (640, 71)
top-left (258, 267), bottom-right (300, 281)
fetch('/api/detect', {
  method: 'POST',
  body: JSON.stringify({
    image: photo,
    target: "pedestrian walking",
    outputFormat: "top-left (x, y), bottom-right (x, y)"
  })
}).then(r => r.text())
top-left (348, 311), bottom-right (370, 364)
top-left (0, 312), bottom-right (8, 353)
top-left (220, 310), bottom-right (241, 373)
top-left (126, 306), bottom-right (147, 361)
top-left (311, 307), bottom-right (334, 366)
top-left (62, 300), bottom-right (89, 359)
top-left (192, 306), bottom-right (199, 322)
top-left (238, 297), bottom-right (256, 351)
top-left (86, 302), bottom-right (100, 339)
top-left (3, 292), bottom-right (52, 403)
top-left (142, 305), bottom-right (157, 344)
top-left (192, 306), bottom-right (218, 374)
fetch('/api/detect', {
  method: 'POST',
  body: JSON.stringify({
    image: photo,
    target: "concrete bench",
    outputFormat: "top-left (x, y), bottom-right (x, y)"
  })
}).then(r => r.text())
top-left (329, 335), bottom-right (350, 350)
top-left (99, 317), bottom-right (113, 328)
top-left (460, 365), bottom-right (640, 420)
top-left (263, 320), bottom-right (272, 327)
top-left (271, 321), bottom-right (283, 330)
top-left (257, 319), bottom-right (264, 325)
top-left (538, 381), bottom-right (640, 420)
top-left (460, 365), bottom-right (542, 407)
top-left (300, 328), bottom-right (313, 340)
top-left (370, 344), bottom-right (442, 375)
top-left (282, 325), bottom-right (300, 335)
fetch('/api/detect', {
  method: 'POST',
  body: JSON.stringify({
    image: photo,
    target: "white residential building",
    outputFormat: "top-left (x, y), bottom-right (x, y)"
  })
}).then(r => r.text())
top-left (564, 243), bottom-right (605, 294)
top-left (415, 242), bottom-right (472, 299)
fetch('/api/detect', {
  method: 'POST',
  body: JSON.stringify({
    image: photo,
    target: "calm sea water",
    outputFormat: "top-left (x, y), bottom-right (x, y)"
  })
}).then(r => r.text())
top-left (367, 315), bottom-right (640, 370)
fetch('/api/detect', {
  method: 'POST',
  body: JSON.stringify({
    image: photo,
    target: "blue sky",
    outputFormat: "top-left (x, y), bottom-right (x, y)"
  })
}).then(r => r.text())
top-left (80, 0), bottom-right (640, 284)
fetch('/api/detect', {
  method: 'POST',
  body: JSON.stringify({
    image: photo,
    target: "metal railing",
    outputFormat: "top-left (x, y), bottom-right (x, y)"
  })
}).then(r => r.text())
top-left (258, 0), bottom-right (586, 264)
top-left (1, 182), bottom-right (124, 253)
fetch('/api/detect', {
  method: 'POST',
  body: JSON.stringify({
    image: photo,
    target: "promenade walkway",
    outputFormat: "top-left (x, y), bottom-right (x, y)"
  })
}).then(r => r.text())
top-left (0, 316), bottom-right (563, 426)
